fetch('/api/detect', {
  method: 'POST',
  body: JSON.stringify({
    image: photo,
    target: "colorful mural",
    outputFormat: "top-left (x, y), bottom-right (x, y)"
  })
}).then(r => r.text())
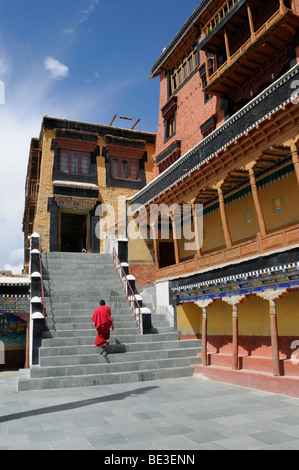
top-left (0, 298), bottom-right (29, 351)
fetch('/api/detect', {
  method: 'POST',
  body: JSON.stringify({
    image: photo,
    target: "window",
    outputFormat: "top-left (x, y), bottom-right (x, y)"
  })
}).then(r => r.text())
top-left (165, 116), bottom-right (176, 140)
top-left (161, 96), bottom-right (178, 142)
top-left (170, 44), bottom-right (199, 94)
top-left (111, 158), bottom-right (139, 181)
top-left (199, 57), bottom-right (214, 105)
top-left (59, 150), bottom-right (91, 175)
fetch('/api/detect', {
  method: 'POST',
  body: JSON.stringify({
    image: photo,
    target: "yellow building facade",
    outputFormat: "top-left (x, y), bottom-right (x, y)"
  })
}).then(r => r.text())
top-left (23, 116), bottom-right (156, 273)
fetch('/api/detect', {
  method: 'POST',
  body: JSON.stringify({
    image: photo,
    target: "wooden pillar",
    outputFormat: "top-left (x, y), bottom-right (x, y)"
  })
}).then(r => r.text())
top-left (152, 223), bottom-right (160, 270)
top-left (247, 4), bottom-right (255, 39)
top-left (232, 304), bottom-right (239, 371)
top-left (290, 141), bottom-right (299, 187)
top-left (171, 214), bottom-right (180, 265)
top-left (202, 308), bottom-right (208, 366)
top-left (223, 295), bottom-right (247, 371)
top-left (279, 0), bottom-right (286, 13)
top-left (205, 52), bottom-right (210, 82)
top-left (192, 202), bottom-right (202, 257)
top-left (224, 28), bottom-right (231, 64)
top-left (217, 184), bottom-right (232, 249)
top-left (269, 299), bottom-right (280, 376)
top-left (248, 165), bottom-right (267, 236)
top-left (195, 299), bottom-right (214, 367)
top-left (257, 289), bottom-right (288, 377)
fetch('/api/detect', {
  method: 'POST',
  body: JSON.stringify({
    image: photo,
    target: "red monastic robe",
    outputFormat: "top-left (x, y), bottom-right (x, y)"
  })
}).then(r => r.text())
top-left (92, 306), bottom-right (113, 348)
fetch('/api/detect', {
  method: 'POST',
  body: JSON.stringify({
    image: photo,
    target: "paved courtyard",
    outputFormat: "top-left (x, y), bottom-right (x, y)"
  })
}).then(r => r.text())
top-left (1, 371), bottom-right (299, 450)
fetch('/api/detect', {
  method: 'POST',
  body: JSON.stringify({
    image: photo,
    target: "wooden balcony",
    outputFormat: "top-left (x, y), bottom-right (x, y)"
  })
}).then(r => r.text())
top-left (203, 6), bottom-right (299, 96)
top-left (155, 223), bottom-right (299, 281)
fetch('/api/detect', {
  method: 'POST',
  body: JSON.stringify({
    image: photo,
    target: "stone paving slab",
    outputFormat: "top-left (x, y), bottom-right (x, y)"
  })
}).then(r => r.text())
top-left (1, 371), bottom-right (299, 450)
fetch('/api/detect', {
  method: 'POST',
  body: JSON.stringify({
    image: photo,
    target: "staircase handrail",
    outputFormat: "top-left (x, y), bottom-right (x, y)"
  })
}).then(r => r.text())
top-left (38, 239), bottom-right (46, 319)
top-left (112, 248), bottom-right (141, 330)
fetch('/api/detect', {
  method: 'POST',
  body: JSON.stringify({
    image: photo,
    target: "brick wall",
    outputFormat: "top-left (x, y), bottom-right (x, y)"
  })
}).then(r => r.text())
top-left (129, 263), bottom-right (156, 287)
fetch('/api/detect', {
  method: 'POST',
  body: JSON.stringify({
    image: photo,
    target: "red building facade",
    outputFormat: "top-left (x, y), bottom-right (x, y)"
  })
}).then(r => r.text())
top-left (129, 0), bottom-right (299, 396)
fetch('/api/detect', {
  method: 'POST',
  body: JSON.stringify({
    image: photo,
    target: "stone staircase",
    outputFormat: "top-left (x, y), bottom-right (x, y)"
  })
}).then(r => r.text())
top-left (18, 252), bottom-right (201, 391)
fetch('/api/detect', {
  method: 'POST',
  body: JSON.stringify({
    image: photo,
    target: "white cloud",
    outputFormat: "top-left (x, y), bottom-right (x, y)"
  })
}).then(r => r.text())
top-left (44, 57), bottom-right (69, 80)
top-left (80, 0), bottom-right (100, 22)
top-left (62, 27), bottom-right (75, 36)
top-left (3, 249), bottom-right (24, 274)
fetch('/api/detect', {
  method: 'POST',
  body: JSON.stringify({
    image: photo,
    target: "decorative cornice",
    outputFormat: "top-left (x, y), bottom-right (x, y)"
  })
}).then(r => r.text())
top-left (53, 180), bottom-right (99, 191)
top-left (56, 137), bottom-right (97, 153)
top-left (42, 116), bottom-right (156, 144)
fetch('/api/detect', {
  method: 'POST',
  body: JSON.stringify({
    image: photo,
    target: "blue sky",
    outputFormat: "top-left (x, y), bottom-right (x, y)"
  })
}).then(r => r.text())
top-left (0, 0), bottom-right (200, 273)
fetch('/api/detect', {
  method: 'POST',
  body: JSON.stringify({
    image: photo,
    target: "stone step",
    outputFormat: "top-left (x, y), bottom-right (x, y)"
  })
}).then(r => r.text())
top-left (44, 314), bottom-right (136, 324)
top-left (43, 325), bottom-right (143, 337)
top-left (44, 323), bottom-right (172, 335)
top-left (44, 300), bottom-right (130, 308)
top-left (41, 331), bottom-right (180, 348)
top-left (30, 355), bottom-right (202, 379)
top-left (44, 316), bottom-right (137, 327)
top-left (18, 366), bottom-right (196, 391)
top-left (39, 339), bottom-right (201, 357)
top-left (39, 346), bottom-right (202, 367)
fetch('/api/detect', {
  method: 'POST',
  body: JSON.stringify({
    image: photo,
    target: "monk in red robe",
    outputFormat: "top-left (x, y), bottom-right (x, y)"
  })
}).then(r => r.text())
top-left (92, 300), bottom-right (114, 356)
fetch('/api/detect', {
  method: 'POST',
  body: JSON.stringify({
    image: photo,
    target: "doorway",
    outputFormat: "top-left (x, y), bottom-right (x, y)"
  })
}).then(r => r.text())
top-left (159, 242), bottom-right (176, 268)
top-left (59, 212), bottom-right (88, 253)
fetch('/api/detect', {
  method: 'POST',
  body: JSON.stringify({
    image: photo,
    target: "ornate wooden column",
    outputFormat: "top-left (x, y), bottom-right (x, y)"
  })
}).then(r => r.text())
top-left (222, 295), bottom-right (247, 371)
top-left (215, 182), bottom-right (232, 249)
top-left (224, 28), bottom-right (231, 65)
top-left (256, 289), bottom-right (289, 376)
top-left (171, 213), bottom-right (180, 265)
top-left (191, 201), bottom-right (202, 257)
top-left (151, 222), bottom-right (160, 270)
top-left (247, 3), bottom-right (256, 40)
top-left (205, 52), bottom-right (210, 83)
top-left (194, 299), bottom-right (214, 366)
top-left (246, 162), bottom-right (267, 236)
top-left (290, 141), bottom-right (299, 187)
top-left (279, 0), bottom-right (286, 13)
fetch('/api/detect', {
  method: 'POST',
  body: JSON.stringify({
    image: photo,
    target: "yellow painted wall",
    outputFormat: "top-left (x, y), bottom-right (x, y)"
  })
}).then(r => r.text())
top-left (226, 193), bottom-right (260, 243)
top-left (238, 295), bottom-right (269, 336)
top-left (259, 174), bottom-right (299, 232)
top-left (197, 172), bottom-right (299, 255)
top-left (33, 129), bottom-right (155, 254)
top-left (177, 302), bottom-right (202, 336)
top-left (201, 209), bottom-right (225, 253)
top-left (206, 300), bottom-right (232, 335)
top-left (177, 291), bottom-right (299, 337)
top-left (277, 290), bottom-right (299, 336)
top-left (98, 140), bottom-right (155, 252)
top-left (33, 129), bottom-right (55, 252)
top-left (127, 215), bottom-right (155, 264)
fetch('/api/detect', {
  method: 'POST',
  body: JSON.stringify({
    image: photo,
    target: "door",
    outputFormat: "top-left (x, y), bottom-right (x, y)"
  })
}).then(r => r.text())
top-left (59, 212), bottom-right (88, 252)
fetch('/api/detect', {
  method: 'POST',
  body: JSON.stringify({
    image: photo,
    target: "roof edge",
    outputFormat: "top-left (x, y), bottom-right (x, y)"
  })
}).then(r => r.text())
top-left (151, 0), bottom-right (211, 76)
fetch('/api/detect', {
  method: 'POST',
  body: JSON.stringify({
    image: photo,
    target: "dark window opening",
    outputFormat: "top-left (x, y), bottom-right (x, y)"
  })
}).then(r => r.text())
top-left (60, 213), bottom-right (87, 253)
